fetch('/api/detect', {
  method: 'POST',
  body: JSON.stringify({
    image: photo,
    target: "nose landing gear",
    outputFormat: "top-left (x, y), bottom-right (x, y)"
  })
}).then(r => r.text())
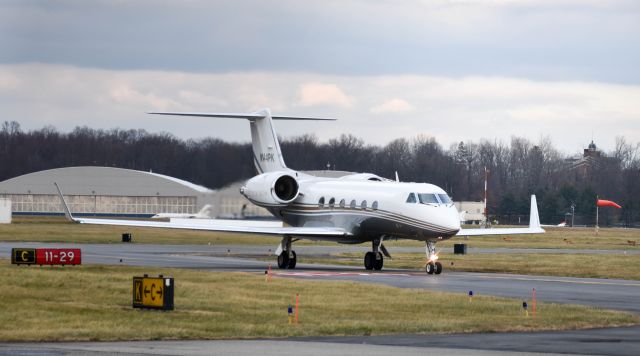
top-left (425, 261), bottom-right (442, 274)
top-left (425, 241), bottom-right (442, 275)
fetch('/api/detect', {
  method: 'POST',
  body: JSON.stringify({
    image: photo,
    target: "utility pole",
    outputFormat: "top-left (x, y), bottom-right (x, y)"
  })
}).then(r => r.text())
top-left (484, 166), bottom-right (490, 228)
top-left (595, 195), bottom-right (599, 236)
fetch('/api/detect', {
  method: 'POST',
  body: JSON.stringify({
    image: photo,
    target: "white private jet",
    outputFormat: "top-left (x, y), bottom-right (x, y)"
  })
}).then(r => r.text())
top-left (151, 204), bottom-right (212, 219)
top-left (55, 108), bottom-right (544, 274)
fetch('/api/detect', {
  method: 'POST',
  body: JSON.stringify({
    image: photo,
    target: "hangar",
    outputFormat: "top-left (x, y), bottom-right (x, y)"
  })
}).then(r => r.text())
top-left (0, 166), bottom-right (217, 217)
top-left (0, 167), bottom-right (486, 220)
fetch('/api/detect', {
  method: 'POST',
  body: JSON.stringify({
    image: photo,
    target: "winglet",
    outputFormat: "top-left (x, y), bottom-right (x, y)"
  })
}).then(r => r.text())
top-left (54, 182), bottom-right (77, 222)
top-left (529, 195), bottom-right (543, 231)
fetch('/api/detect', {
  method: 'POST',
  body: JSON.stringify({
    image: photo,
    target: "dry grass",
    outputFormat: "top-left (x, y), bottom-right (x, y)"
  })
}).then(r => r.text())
top-left (0, 261), bottom-right (637, 342)
top-left (302, 252), bottom-right (640, 280)
top-left (389, 226), bottom-right (640, 251)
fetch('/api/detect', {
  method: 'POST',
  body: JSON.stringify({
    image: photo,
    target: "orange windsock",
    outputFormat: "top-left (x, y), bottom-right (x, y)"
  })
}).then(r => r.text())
top-left (597, 199), bottom-right (621, 209)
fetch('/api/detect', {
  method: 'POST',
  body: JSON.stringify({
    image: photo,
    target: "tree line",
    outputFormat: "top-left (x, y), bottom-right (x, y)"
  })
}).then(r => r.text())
top-left (2, 121), bottom-right (639, 226)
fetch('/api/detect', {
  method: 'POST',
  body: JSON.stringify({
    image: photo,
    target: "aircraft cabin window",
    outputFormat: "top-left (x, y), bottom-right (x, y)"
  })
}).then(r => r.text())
top-left (339, 199), bottom-right (345, 208)
top-left (406, 193), bottom-right (417, 203)
top-left (318, 197), bottom-right (325, 208)
top-left (438, 194), bottom-right (452, 204)
top-left (350, 199), bottom-right (357, 209)
top-left (361, 200), bottom-right (367, 210)
top-left (329, 198), bottom-right (335, 208)
top-left (418, 193), bottom-right (439, 205)
top-left (372, 201), bottom-right (378, 210)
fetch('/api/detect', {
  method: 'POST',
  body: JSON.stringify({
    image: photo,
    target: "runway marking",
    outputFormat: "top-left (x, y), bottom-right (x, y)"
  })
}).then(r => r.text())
top-left (275, 271), bottom-right (412, 277)
top-left (468, 274), bottom-right (640, 287)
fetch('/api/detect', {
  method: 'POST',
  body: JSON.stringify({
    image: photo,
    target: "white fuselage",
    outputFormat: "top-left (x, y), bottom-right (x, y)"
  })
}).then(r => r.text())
top-left (243, 172), bottom-right (461, 243)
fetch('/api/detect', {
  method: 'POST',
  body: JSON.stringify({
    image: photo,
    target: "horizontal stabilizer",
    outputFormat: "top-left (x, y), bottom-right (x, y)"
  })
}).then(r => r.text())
top-left (148, 112), bottom-right (336, 121)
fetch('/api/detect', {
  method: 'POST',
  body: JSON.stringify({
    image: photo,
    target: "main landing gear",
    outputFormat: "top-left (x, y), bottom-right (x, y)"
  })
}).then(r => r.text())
top-left (425, 241), bottom-right (442, 275)
top-left (277, 236), bottom-right (297, 269)
top-left (364, 239), bottom-right (384, 271)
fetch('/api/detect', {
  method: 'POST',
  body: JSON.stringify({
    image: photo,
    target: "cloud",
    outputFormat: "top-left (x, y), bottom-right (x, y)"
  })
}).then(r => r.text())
top-left (0, 71), bottom-right (20, 91)
top-left (1, 63), bottom-right (639, 154)
top-left (298, 82), bottom-right (353, 108)
top-left (370, 98), bottom-right (414, 114)
top-left (109, 85), bottom-right (182, 111)
top-left (2, 1), bottom-right (638, 83)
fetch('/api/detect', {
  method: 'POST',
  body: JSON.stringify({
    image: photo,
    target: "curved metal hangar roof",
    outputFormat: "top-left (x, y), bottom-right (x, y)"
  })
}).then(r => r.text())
top-left (0, 167), bottom-right (214, 196)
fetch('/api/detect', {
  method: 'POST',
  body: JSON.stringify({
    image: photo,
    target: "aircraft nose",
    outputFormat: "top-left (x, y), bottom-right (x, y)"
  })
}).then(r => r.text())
top-left (445, 206), bottom-right (461, 232)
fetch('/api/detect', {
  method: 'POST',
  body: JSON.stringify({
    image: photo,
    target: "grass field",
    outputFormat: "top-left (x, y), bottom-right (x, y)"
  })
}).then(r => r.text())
top-left (4, 217), bottom-right (640, 252)
top-left (3, 216), bottom-right (282, 245)
top-left (0, 261), bottom-right (637, 342)
top-left (299, 252), bottom-right (640, 280)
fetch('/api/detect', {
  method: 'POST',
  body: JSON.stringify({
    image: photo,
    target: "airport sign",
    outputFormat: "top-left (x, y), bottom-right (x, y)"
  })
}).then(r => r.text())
top-left (11, 248), bottom-right (36, 265)
top-left (11, 248), bottom-right (81, 266)
top-left (132, 275), bottom-right (174, 310)
top-left (36, 248), bottom-right (82, 265)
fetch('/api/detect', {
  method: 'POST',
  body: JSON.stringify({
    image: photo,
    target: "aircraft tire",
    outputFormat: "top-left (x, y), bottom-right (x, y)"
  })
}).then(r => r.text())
top-left (434, 262), bottom-right (442, 274)
top-left (277, 252), bottom-right (289, 269)
top-left (373, 252), bottom-right (383, 271)
top-left (287, 251), bottom-right (297, 269)
top-left (426, 262), bottom-right (435, 274)
top-left (364, 252), bottom-right (374, 270)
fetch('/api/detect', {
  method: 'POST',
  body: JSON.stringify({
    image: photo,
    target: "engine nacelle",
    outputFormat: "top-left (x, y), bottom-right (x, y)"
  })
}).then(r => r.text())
top-left (241, 172), bottom-right (299, 205)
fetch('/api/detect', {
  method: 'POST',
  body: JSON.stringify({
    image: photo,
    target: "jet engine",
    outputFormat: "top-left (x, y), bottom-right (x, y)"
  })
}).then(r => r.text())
top-left (241, 172), bottom-right (299, 205)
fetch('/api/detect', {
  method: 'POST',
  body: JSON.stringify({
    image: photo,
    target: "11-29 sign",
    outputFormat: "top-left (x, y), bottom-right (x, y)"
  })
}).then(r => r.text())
top-left (11, 248), bottom-right (81, 266)
top-left (36, 248), bottom-right (81, 265)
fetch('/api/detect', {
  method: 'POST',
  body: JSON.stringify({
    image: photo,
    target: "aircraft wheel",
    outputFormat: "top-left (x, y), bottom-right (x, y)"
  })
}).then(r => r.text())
top-left (426, 262), bottom-right (435, 274)
top-left (287, 251), bottom-right (297, 269)
top-left (434, 262), bottom-right (442, 275)
top-left (277, 252), bottom-right (289, 269)
top-left (373, 252), bottom-right (383, 271)
top-left (364, 252), bottom-right (374, 270)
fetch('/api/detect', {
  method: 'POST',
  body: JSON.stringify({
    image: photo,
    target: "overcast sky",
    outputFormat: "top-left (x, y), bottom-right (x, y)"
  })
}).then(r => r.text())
top-left (1, 0), bottom-right (639, 154)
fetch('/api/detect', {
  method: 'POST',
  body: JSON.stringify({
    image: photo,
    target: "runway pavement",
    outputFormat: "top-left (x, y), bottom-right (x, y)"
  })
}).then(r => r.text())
top-left (2, 242), bottom-right (640, 313)
top-left (2, 242), bottom-right (639, 355)
top-left (0, 339), bottom-right (577, 356)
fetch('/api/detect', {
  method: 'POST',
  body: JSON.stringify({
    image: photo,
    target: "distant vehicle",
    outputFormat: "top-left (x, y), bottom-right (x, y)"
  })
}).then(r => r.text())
top-left (55, 108), bottom-right (544, 275)
top-left (151, 204), bottom-right (212, 219)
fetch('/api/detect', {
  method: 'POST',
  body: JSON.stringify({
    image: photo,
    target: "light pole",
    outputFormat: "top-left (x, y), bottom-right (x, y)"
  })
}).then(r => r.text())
top-left (92, 190), bottom-right (96, 217)
top-left (571, 203), bottom-right (575, 227)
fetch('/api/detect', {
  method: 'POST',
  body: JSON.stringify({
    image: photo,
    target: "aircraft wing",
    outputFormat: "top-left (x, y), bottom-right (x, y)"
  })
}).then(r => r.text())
top-left (70, 217), bottom-right (349, 236)
top-left (54, 183), bottom-right (349, 238)
top-left (455, 226), bottom-right (544, 236)
top-left (456, 195), bottom-right (545, 237)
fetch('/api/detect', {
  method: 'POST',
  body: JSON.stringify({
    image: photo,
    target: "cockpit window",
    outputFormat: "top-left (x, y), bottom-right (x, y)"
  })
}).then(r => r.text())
top-left (406, 193), bottom-right (417, 203)
top-left (438, 194), bottom-right (452, 204)
top-left (418, 193), bottom-right (439, 204)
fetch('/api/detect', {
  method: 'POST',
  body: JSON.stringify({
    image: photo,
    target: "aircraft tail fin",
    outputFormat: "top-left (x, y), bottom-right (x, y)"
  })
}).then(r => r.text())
top-left (149, 109), bottom-right (335, 173)
top-left (529, 194), bottom-right (541, 230)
